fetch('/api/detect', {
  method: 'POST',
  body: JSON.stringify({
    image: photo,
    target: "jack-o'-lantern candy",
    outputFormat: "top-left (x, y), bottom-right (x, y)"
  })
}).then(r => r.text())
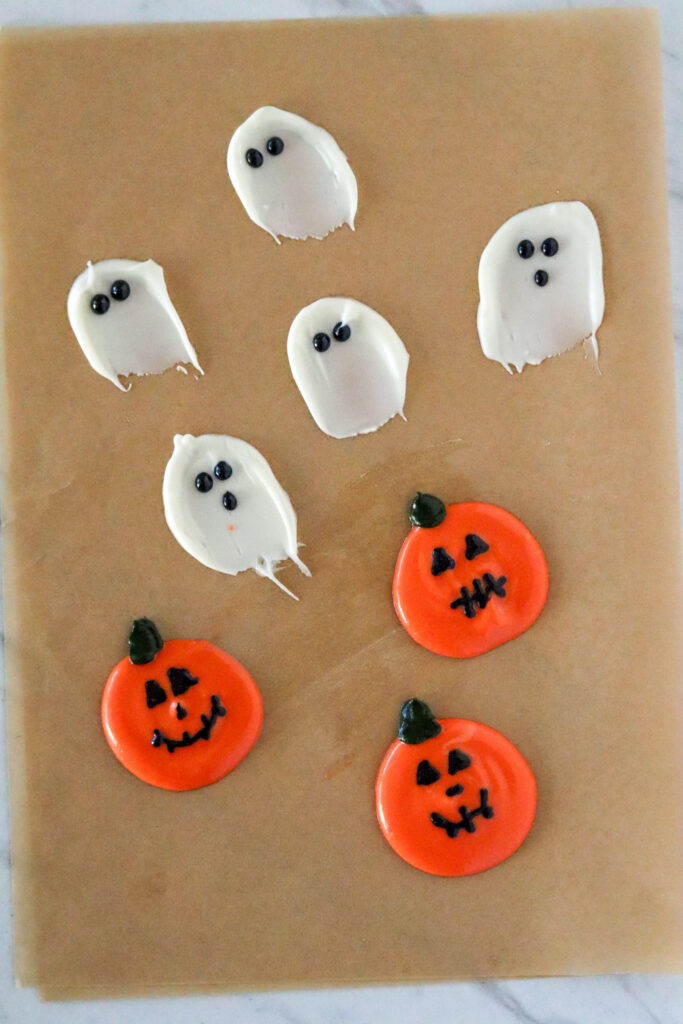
top-left (376, 699), bottom-right (537, 876)
top-left (393, 493), bottom-right (549, 658)
top-left (101, 618), bottom-right (262, 791)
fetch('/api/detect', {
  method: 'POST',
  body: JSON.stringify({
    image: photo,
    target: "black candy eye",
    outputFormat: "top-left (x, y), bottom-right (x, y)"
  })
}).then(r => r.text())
top-left (245, 148), bottom-right (263, 168)
top-left (214, 461), bottom-right (233, 481)
top-left (431, 547), bottom-right (456, 576)
top-left (517, 239), bottom-right (534, 259)
top-left (534, 270), bottom-right (549, 287)
top-left (110, 279), bottom-right (130, 301)
top-left (333, 322), bottom-right (351, 342)
top-left (266, 136), bottom-right (284, 155)
top-left (90, 294), bottom-right (110, 315)
top-left (541, 237), bottom-right (559, 257)
top-left (313, 332), bottom-right (331, 353)
top-left (465, 534), bottom-right (489, 561)
top-left (195, 472), bottom-right (213, 492)
top-left (167, 667), bottom-right (199, 697)
top-left (416, 760), bottom-right (441, 786)
top-left (145, 679), bottom-right (167, 709)
top-left (223, 491), bottom-right (237, 511)
top-left (448, 748), bottom-right (472, 775)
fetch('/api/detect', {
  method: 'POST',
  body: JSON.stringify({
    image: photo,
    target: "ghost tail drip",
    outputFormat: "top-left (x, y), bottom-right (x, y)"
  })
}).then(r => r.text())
top-left (254, 554), bottom-right (310, 601)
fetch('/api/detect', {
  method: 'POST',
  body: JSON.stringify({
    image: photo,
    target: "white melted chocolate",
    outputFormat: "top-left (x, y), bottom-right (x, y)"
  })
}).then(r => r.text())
top-left (67, 258), bottom-right (202, 391)
top-left (477, 202), bottom-right (604, 373)
top-left (227, 106), bottom-right (357, 242)
top-left (162, 434), bottom-right (310, 600)
top-left (287, 297), bottom-right (409, 439)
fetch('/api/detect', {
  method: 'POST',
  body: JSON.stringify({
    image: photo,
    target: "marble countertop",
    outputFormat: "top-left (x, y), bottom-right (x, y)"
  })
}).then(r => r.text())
top-left (0, 1), bottom-right (681, 1021)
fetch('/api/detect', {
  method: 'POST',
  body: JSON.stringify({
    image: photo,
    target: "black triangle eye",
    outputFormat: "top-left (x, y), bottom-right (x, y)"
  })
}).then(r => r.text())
top-left (431, 547), bottom-right (456, 576)
top-left (167, 667), bottom-right (199, 697)
top-left (145, 679), bottom-right (167, 708)
top-left (448, 748), bottom-right (472, 775)
top-left (465, 534), bottom-right (489, 560)
top-left (416, 760), bottom-right (441, 786)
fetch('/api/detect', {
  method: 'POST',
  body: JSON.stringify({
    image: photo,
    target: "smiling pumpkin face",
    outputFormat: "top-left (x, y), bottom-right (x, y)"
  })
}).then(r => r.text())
top-left (375, 699), bottom-right (537, 876)
top-left (393, 494), bottom-right (549, 658)
top-left (101, 618), bottom-right (262, 791)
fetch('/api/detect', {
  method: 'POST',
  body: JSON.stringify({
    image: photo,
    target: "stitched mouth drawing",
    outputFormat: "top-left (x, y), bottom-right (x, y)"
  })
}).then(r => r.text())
top-left (450, 574), bottom-right (507, 618)
top-left (151, 694), bottom-right (226, 754)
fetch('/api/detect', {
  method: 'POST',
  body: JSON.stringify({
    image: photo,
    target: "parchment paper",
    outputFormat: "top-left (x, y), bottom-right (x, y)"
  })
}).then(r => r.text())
top-left (0, 9), bottom-right (681, 998)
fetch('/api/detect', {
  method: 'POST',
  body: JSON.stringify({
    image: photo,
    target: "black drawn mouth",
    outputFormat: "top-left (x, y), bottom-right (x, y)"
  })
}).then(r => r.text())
top-left (151, 694), bottom-right (226, 754)
top-left (450, 574), bottom-right (507, 618)
top-left (430, 788), bottom-right (494, 838)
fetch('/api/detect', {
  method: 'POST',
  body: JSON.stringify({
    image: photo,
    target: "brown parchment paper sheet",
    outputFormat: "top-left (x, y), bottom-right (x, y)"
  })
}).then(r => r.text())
top-left (0, 9), bottom-right (681, 999)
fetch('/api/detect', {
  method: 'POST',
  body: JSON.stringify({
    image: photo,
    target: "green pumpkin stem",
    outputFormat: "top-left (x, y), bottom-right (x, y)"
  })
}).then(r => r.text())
top-left (128, 618), bottom-right (164, 665)
top-left (398, 698), bottom-right (442, 744)
top-left (409, 492), bottom-right (447, 529)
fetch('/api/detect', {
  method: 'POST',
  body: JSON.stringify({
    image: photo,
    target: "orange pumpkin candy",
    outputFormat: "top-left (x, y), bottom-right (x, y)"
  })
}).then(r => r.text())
top-left (393, 493), bottom-right (549, 658)
top-left (376, 699), bottom-right (537, 876)
top-left (101, 618), bottom-right (262, 791)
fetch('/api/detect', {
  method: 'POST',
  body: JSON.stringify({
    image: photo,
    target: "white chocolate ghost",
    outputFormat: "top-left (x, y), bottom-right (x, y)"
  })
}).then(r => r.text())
top-left (477, 202), bottom-right (604, 373)
top-left (163, 434), bottom-right (310, 599)
top-left (227, 106), bottom-right (357, 242)
top-left (67, 258), bottom-right (202, 391)
top-left (287, 297), bottom-right (409, 439)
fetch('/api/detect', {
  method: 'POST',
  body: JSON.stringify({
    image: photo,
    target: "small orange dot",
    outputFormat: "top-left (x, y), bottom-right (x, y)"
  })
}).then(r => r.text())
top-left (228, 525), bottom-right (234, 531)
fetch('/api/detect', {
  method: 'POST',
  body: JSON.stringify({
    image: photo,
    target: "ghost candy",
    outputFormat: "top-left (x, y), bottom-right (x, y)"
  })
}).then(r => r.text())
top-left (163, 434), bottom-right (310, 599)
top-left (477, 201), bottom-right (604, 373)
top-left (67, 258), bottom-right (202, 390)
top-left (287, 297), bottom-right (409, 439)
top-left (227, 106), bottom-right (358, 242)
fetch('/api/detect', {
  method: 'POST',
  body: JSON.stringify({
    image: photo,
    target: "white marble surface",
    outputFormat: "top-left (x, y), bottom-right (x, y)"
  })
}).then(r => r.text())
top-left (0, 0), bottom-right (681, 1021)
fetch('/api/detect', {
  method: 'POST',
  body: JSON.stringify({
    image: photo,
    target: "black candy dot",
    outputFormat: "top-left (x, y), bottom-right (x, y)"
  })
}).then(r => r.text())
top-left (90, 293), bottom-right (110, 315)
top-left (222, 491), bottom-right (238, 511)
top-left (266, 136), bottom-right (284, 155)
top-left (333, 322), bottom-right (351, 342)
top-left (517, 239), bottom-right (534, 259)
top-left (110, 279), bottom-right (130, 301)
top-left (214, 461), bottom-right (233, 481)
top-left (245, 148), bottom-right (263, 168)
top-left (313, 332), bottom-right (331, 353)
top-left (195, 472), bottom-right (213, 492)
top-left (534, 270), bottom-right (549, 287)
top-left (541, 237), bottom-right (559, 257)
